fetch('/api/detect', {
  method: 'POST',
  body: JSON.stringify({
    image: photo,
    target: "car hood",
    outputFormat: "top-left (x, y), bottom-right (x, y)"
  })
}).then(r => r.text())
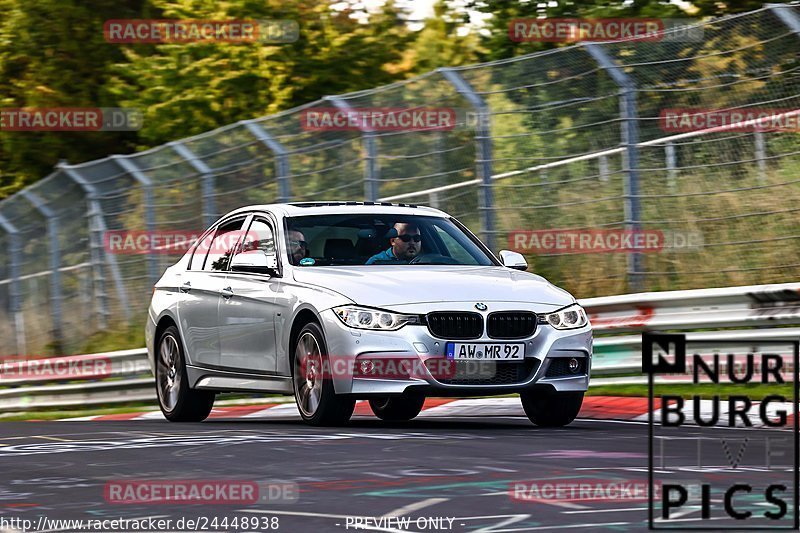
top-left (292, 265), bottom-right (575, 308)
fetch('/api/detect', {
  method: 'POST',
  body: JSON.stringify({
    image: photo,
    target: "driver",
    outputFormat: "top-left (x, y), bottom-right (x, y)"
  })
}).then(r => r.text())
top-left (366, 222), bottom-right (421, 264)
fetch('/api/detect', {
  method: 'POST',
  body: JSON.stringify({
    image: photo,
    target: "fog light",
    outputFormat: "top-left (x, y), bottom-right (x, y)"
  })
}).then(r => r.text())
top-left (360, 360), bottom-right (374, 375)
top-left (568, 358), bottom-right (580, 373)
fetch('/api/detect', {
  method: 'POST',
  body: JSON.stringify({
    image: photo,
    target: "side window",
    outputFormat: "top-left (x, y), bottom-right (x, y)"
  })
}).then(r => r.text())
top-left (188, 229), bottom-right (213, 270)
top-left (200, 218), bottom-right (245, 272)
top-left (233, 218), bottom-right (276, 263)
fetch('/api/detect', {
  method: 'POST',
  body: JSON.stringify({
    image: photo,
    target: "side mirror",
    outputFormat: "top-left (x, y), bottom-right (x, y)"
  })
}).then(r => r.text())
top-left (230, 250), bottom-right (278, 275)
top-left (499, 250), bottom-right (528, 271)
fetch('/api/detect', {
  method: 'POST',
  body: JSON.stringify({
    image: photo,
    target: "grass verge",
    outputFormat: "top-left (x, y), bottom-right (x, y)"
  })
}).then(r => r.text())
top-left (589, 383), bottom-right (794, 400)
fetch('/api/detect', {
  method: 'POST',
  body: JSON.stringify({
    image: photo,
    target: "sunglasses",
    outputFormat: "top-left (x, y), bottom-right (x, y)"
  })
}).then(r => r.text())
top-left (396, 234), bottom-right (422, 243)
top-left (290, 240), bottom-right (308, 248)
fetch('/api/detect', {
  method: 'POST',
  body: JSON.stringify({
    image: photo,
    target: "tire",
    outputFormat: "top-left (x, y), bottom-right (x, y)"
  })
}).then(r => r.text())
top-left (520, 390), bottom-right (584, 427)
top-left (292, 322), bottom-right (355, 426)
top-left (155, 325), bottom-right (215, 422)
top-left (369, 393), bottom-right (426, 422)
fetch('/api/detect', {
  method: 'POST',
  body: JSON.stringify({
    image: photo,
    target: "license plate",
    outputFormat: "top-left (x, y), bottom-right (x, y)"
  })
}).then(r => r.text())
top-left (445, 342), bottom-right (525, 361)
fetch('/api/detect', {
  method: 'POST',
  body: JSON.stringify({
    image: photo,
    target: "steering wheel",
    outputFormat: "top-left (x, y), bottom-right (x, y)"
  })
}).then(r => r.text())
top-left (409, 253), bottom-right (460, 265)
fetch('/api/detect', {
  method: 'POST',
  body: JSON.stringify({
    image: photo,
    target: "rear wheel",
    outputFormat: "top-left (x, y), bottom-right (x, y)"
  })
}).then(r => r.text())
top-left (520, 390), bottom-right (583, 427)
top-left (369, 393), bottom-right (426, 421)
top-left (292, 322), bottom-right (355, 426)
top-left (155, 325), bottom-right (215, 422)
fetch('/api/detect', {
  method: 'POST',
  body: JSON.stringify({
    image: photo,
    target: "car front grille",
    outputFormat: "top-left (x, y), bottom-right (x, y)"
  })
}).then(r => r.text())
top-left (426, 312), bottom-right (483, 340)
top-left (426, 359), bottom-right (540, 386)
top-left (487, 311), bottom-right (537, 339)
top-left (545, 357), bottom-right (588, 378)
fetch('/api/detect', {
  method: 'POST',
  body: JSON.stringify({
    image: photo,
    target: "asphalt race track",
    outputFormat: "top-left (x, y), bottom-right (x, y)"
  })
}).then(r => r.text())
top-left (1, 408), bottom-right (793, 533)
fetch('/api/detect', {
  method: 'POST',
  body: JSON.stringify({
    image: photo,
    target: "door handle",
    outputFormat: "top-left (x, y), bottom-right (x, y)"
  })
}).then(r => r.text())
top-left (221, 286), bottom-right (234, 300)
top-left (179, 281), bottom-right (191, 293)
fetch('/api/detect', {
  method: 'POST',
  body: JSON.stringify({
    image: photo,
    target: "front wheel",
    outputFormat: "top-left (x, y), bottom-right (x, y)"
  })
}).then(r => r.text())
top-left (155, 325), bottom-right (215, 422)
top-left (369, 393), bottom-right (425, 421)
top-left (520, 390), bottom-right (583, 427)
top-left (292, 322), bottom-right (355, 426)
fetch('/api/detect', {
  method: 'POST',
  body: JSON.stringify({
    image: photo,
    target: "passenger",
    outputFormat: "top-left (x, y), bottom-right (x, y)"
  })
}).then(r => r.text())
top-left (287, 228), bottom-right (308, 265)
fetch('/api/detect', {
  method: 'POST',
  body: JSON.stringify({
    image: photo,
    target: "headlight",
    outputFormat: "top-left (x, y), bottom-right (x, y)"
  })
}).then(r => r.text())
top-left (334, 306), bottom-right (421, 331)
top-left (540, 304), bottom-right (589, 330)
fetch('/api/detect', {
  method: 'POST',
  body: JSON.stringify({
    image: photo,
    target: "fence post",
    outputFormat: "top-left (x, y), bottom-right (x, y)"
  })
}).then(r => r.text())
top-left (665, 142), bottom-right (677, 191)
top-left (326, 97), bottom-right (380, 202)
top-left (58, 163), bottom-right (129, 325)
top-left (19, 189), bottom-right (63, 350)
top-left (439, 68), bottom-right (495, 251)
top-left (241, 120), bottom-right (292, 203)
top-left (769, 4), bottom-right (800, 34)
top-left (435, 131), bottom-right (445, 191)
top-left (754, 131), bottom-right (767, 184)
top-left (599, 155), bottom-right (609, 183)
top-left (769, 5), bottom-right (800, 186)
top-left (584, 43), bottom-right (643, 292)
top-left (111, 156), bottom-right (158, 287)
top-left (0, 213), bottom-right (25, 355)
top-left (168, 141), bottom-right (218, 227)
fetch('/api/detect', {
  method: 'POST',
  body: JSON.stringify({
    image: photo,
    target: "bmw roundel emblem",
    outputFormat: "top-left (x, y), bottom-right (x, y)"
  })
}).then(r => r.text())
top-left (475, 302), bottom-right (487, 311)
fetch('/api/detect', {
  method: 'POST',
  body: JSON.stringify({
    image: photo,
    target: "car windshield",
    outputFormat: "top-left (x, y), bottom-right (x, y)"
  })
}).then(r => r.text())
top-left (284, 214), bottom-right (496, 267)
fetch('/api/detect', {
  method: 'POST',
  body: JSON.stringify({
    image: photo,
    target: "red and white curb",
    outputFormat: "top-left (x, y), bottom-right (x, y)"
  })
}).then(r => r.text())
top-left (48, 396), bottom-right (764, 426)
top-left (55, 396), bottom-right (795, 427)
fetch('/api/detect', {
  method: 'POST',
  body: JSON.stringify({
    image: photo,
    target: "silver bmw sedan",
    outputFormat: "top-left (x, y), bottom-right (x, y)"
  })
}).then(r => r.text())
top-left (145, 202), bottom-right (592, 426)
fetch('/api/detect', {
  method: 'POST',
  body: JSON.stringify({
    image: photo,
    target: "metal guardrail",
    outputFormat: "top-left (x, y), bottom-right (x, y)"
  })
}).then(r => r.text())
top-left (591, 327), bottom-right (800, 380)
top-left (1, 282), bottom-right (799, 411)
top-left (0, 349), bottom-right (152, 411)
top-left (582, 282), bottom-right (800, 332)
top-left (585, 283), bottom-right (800, 383)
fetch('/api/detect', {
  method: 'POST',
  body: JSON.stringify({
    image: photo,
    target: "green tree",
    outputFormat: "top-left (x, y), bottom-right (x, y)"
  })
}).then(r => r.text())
top-left (467, 0), bottom-right (797, 63)
top-left (0, 0), bottom-right (415, 197)
top-left (106, 0), bottom-right (413, 146)
top-left (0, 0), bottom-right (147, 197)
top-left (468, 0), bottom-right (691, 62)
top-left (405, 0), bottom-right (483, 74)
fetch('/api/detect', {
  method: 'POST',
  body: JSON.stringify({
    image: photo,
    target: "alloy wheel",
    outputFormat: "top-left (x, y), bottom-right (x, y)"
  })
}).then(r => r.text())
top-left (157, 333), bottom-right (181, 411)
top-left (294, 331), bottom-right (324, 418)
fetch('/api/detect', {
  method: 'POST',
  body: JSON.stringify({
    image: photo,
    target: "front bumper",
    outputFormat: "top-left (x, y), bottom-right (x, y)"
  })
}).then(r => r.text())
top-left (319, 308), bottom-right (592, 397)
